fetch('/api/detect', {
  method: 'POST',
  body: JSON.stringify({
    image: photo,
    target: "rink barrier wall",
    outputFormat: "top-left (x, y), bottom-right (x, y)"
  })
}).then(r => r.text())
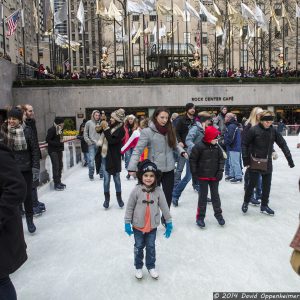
top-left (39, 137), bottom-right (82, 192)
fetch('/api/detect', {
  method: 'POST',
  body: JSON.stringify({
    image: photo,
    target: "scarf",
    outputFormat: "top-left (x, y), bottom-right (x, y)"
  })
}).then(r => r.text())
top-left (154, 121), bottom-right (168, 135)
top-left (54, 122), bottom-right (64, 142)
top-left (7, 123), bottom-right (27, 151)
top-left (97, 123), bottom-right (123, 158)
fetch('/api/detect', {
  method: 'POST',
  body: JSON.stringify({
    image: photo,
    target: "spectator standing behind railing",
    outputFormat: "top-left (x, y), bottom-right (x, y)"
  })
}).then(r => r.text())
top-left (46, 117), bottom-right (66, 192)
top-left (0, 133), bottom-right (27, 300)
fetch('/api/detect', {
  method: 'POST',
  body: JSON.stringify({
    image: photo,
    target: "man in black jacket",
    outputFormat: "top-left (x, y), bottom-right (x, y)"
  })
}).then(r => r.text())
top-left (46, 117), bottom-right (65, 191)
top-left (24, 104), bottom-right (45, 215)
top-left (0, 135), bottom-right (27, 300)
top-left (174, 103), bottom-right (195, 189)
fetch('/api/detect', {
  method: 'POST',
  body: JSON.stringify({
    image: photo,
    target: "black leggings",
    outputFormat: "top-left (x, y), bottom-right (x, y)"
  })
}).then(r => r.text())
top-left (0, 277), bottom-right (17, 300)
top-left (244, 171), bottom-right (272, 206)
top-left (158, 170), bottom-right (174, 208)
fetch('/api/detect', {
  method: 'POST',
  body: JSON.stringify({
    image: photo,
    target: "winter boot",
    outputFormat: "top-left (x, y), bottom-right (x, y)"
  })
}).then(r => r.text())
top-left (172, 198), bottom-right (178, 207)
top-left (148, 269), bottom-right (159, 279)
top-left (26, 216), bottom-right (36, 233)
top-left (60, 182), bottom-right (67, 189)
top-left (103, 192), bottom-right (110, 209)
top-left (116, 192), bottom-right (124, 208)
top-left (33, 205), bottom-right (43, 217)
top-left (135, 269), bottom-right (143, 280)
top-left (54, 184), bottom-right (64, 191)
top-left (38, 201), bottom-right (46, 212)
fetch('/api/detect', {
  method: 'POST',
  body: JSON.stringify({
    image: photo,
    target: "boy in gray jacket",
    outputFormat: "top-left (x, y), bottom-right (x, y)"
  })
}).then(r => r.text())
top-left (124, 160), bottom-right (173, 280)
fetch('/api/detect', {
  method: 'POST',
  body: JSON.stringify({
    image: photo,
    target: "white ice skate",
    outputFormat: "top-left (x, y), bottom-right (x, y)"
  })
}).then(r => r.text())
top-left (148, 269), bottom-right (159, 279)
top-left (135, 269), bottom-right (143, 280)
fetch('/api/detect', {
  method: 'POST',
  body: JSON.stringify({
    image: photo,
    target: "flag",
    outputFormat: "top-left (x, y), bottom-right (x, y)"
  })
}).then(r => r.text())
top-left (5, 10), bottom-right (20, 37)
top-left (199, 1), bottom-right (218, 25)
top-left (144, 22), bottom-right (149, 46)
top-left (213, 2), bottom-right (221, 16)
top-left (131, 23), bottom-right (137, 37)
top-left (0, 3), bottom-right (3, 25)
top-left (173, 4), bottom-right (185, 18)
top-left (77, 0), bottom-right (85, 34)
top-left (270, 6), bottom-right (281, 31)
top-left (127, 0), bottom-right (146, 14)
top-left (241, 3), bottom-right (256, 21)
top-left (185, 1), bottom-right (200, 20)
top-left (216, 25), bottom-right (224, 37)
top-left (64, 60), bottom-right (70, 71)
top-left (254, 5), bottom-right (268, 32)
top-left (107, 2), bottom-right (122, 22)
top-left (152, 24), bottom-right (157, 44)
top-left (132, 26), bottom-right (142, 43)
top-left (156, 3), bottom-right (172, 15)
top-left (221, 24), bottom-right (227, 48)
top-left (196, 31), bottom-right (200, 48)
top-left (159, 24), bottom-right (166, 40)
top-left (297, 3), bottom-right (300, 18)
top-left (54, 1), bottom-right (68, 26)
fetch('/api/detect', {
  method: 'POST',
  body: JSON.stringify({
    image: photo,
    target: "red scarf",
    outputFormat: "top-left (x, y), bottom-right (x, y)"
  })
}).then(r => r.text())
top-left (154, 122), bottom-right (168, 135)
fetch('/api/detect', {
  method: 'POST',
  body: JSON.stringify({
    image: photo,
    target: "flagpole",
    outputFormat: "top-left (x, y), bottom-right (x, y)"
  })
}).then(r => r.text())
top-left (156, 12), bottom-right (160, 68)
top-left (228, 20), bottom-right (231, 70)
top-left (1, 0), bottom-right (6, 56)
top-left (269, 0), bottom-right (272, 69)
top-left (297, 1), bottom-right (299, 76)
top-left (282, 0), bottom-right (285, 73)
top-left (52, 9), bottom-right (56, 77)
top-left (177, 19), bottom-right (180, 67)
top-left (185, 1), bottom-right (188, 68)
top-left (224, 0), bottom-right (228, 70)
top-left (171, 0), bottom-right (174, 69)
top-left (67, 0), bottom-right (72, 77)
top-left (131, 19), bottom-right (134, 71)
top-left (21, 0), bottom-right (26, 79)
top-left (35, 0), bottom-right (40, 66)
top-left (128, 14), bottom-right (132, 71)
top-left (254, 24), bottom-right (256, 70)
top-left (143, 15), bottom-right (146, 71)
top-left (113, 2), bottom-right (116, 75)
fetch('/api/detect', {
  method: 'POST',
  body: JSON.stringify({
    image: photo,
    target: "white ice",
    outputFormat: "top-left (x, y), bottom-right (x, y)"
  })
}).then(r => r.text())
top-left (11, 137), bottom-right (300, 300)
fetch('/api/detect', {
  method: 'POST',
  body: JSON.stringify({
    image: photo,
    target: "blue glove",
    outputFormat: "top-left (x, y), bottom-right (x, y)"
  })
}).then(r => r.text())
top-left (125, 223), bottom-right (133, 236)
top-left (164, 222), bottom-right (173, 239)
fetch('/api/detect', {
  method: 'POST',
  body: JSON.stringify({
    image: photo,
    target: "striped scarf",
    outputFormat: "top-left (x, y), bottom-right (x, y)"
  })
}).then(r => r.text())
top-left (7, 123), bottom-right (27, 151)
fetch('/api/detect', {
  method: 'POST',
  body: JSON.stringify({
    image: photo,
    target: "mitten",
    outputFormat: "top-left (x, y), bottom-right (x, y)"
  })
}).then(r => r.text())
top-left (287, 157), bottom-right (295, 168)
top-left (164, 222), bottom-right (173, 239)
top-left (272, 151), bottom-right (278, 160)
top-left (32, 168), bottom-right (40, 182)
top-left (215, 171), bottom-right (223, 181)
top-left (125, 223), bottom-right (133, 236)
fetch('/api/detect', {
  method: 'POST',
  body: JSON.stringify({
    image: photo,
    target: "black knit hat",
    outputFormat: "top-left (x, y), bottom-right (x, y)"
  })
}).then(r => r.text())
top-left (54, 117), bottom-right (64, 124)
top-left (136, 159), bottom-right (161, 185)
top-left (185, 102), bottom-right (195, 112)
top-left (7, 108), bottom-right (23, 121)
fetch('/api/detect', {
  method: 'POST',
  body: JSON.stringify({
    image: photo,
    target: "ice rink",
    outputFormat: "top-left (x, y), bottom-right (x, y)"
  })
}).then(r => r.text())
top-left (12, 137), bottom-right (300, 300)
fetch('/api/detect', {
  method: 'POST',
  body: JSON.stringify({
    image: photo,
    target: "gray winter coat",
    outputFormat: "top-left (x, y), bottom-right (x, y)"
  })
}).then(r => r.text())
top-left (127, 122), bottom-right (185, 172)
top-left (185, 121), bottom-right (205, 154)
top-left (83, 110), bottom-right (101, 146)
top-left (124, 185), bottom-right (172, 228)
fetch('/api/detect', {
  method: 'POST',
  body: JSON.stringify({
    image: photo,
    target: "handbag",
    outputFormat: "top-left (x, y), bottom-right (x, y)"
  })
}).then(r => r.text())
top-left (249, 129), bottom-right (273, 172)
top-left (290, 250), bottom-right (300, 275)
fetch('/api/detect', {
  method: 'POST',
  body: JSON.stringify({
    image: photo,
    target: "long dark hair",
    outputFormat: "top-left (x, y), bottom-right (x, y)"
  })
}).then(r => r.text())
top-left (151, 107), bottom-right (177, 149)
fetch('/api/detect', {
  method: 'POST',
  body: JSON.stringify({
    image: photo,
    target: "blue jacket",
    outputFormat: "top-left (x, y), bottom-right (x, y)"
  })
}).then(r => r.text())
top-left (224, 120), bottom-right (241, 152)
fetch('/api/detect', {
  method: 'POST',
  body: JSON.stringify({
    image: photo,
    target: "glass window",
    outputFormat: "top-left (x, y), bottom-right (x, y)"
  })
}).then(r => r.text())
top-left (116, 55), bottom-right (124, 66)
top-left (274, 3), bottom-right (281, 16)
top-left (183, 32), bottom-right (191, 43)
top-left (132, 15), bottom-right (139, 22)
top-left (133, 55), bottom-right (140, 66)
top-left (202, 32), bottom-right (208, 44)
top-left (149, 14), bottom-right (157, 22)
top-left (203, 55), bottom-right (208, 66)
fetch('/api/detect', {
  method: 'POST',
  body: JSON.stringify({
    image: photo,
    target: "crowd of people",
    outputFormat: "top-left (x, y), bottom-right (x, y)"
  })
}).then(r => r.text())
top-left (0, 102), bottom-right (298, 299)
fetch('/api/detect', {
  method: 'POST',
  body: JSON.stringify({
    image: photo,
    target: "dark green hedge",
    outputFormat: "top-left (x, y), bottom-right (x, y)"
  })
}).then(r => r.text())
top-left (13, 77), bottom-right (300, 87)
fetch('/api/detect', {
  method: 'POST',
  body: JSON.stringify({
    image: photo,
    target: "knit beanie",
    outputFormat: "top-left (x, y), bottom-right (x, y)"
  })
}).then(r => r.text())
top-left (185, 103), bottom-right (195, 112)
top-left (7, 108), bottom-right (23, 121)
top-left (203, 126), bottom-right (220, 143)
top-left (111, 108), bottom-right (125, 123)
top-left (136, 159), bottom-right (161, 185)
top-left (54, 117), bottom-right (64, 124)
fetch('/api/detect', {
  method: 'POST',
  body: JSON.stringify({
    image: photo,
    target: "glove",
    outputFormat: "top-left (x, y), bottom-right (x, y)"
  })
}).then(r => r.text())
top-left (32, 168), bottom-right (40, 182)
top-left (164, 222), bottom-right (173, 239)
top-left (125, 223), bottom-right (133, 236)
top-left (287, 157), bottom-right (295, 168)
top-left (272, 151), bottom-right (278, 160)
top-left (215, 171), bottom-right (223, 181)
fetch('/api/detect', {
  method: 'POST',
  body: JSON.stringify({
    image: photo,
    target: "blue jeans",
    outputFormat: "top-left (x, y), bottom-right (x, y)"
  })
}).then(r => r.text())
top-left (172, 159), bottom-right (192, 200)
top-left (101, 157), bottom-right (121, 193)
top-left (225, 151), bottom-right (230, 176)
top-left (88, 144), bottom-right (103, 178)
top-left (229, 151), bottom-right (243, 180)
top-left (124, 148), bottom-right (133, 170)
top-left (83, 152), bottom-right (89, 165)
top-left (174, 154), bottom-right (186, 188)
top-left (133, 228), bottom-right (157, 270)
